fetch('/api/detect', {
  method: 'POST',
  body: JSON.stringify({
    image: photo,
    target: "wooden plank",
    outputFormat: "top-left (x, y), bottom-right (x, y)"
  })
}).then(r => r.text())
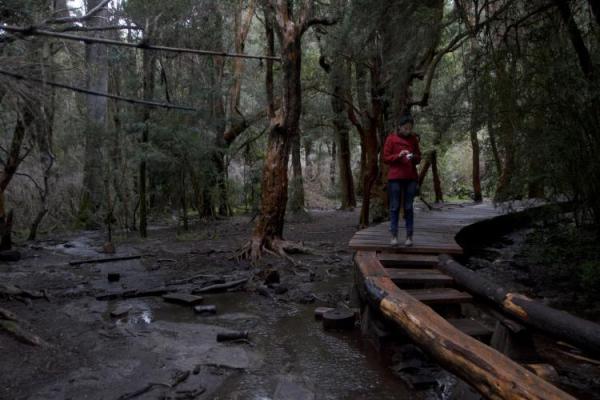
top-left (406, 288), bottom-right (472, 305)
top-left (386, 269), bottom-right (454, 286)
top-left (377, 253), bottom-right (439, 267)
top-left (349, 241), bottom-right (463, 255)
top-left (447, 318), bottom-right (493, 342)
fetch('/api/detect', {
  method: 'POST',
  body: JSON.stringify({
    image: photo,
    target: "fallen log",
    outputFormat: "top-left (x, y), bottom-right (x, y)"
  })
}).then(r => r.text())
top-left (0, 307), bottom-right (18, 321)
top-left (96, 287), bottom-right (169, 301)
top-left (355, 251), bottom-right (574, 400)
top-left (192, 278), bottom-right (248, 294)
top-left (438, 255), bottom-right (600, 357)
top-left (0, 320), bottom-right (47, 346)
top-left (69, 254), bottom-right (141, 266)
top-left (0, 284), bottom-right (45, 299)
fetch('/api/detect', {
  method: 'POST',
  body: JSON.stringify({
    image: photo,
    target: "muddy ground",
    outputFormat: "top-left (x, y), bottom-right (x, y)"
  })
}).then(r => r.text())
top-left (2, 208), bottom-right (599, 400)
top-left (1, 210), bottom-right (426, 400)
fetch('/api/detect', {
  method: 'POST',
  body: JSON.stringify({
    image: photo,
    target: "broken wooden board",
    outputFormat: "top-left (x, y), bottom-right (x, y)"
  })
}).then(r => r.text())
top-left (162, 293), bottom-right (204, 306)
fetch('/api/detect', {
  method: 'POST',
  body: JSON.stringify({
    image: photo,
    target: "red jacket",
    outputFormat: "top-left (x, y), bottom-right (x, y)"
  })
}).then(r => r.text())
top-left (383, 132), bottom-right (421, 181)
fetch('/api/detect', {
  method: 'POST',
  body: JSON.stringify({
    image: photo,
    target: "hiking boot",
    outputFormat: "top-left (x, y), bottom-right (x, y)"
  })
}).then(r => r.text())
top-left (405, 237), bottom-right (413, 247)
top-left (390, 236), bottom-right (398, 246)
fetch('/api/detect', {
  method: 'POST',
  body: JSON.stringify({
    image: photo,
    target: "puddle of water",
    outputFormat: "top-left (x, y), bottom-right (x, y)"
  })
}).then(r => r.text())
top-left (109, 292), bottom-right (416, 400)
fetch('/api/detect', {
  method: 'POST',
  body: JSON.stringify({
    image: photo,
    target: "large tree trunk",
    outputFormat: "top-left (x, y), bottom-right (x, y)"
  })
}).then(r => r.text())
top-left (348, 61), bottom-right (382, 227)
top-left (211, 4), bottom-right (231, 218)
top-left (243, 0), bottom-right (323, 260)
top-left (80, 0), bottom-right (109, 228)
top-left (325, 42), bottom-right (356, 209)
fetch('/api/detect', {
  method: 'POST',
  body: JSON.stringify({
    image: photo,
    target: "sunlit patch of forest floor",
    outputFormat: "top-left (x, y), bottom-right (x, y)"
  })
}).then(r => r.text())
top-left (0, 209), bottom-right (419, 400)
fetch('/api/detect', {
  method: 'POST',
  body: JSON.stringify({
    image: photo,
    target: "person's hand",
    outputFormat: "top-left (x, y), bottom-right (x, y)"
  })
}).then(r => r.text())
top-left (398, 150), bottom-right (409, 159)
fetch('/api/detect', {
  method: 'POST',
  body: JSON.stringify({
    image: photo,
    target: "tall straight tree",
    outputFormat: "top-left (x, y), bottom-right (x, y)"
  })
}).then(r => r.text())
top-left (138, 27), bottom-right (155, 238)
top-left (80, 0), bottom-right (109, 227)
top-left (241, 0), bottom-right (334, 261)
top-left (319, 1), bottom-right (356, 210)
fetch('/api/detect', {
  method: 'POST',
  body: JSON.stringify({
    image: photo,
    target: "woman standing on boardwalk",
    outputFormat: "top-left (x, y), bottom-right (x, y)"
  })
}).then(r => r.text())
top-left (383, 114), bottom-right (422, 246)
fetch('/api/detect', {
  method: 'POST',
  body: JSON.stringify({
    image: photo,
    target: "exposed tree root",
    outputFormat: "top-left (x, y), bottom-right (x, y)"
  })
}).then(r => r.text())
top-left (236, 236), bottom-right (312, 265)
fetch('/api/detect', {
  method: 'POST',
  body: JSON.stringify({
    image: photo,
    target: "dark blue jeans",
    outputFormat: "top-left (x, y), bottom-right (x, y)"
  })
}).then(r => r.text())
top-left (389, 179), bottom-right (417, 237)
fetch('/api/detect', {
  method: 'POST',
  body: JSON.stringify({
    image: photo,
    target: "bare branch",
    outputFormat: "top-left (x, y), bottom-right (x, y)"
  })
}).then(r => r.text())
top-left (0, 69), bottom-right (199, 112)
top-left (57, 25), bottom-right (143, 33)
top-left (411, 32), bottom-right (470, 108)
top-left (15, 172), bottom-right (44, 196)
top-left (1, 25), bottom-right (282, 62)
top-left (44, 0), bottom-right (111, 25)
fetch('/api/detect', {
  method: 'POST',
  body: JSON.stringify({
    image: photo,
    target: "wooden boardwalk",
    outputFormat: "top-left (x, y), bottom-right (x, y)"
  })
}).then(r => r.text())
top-left (349, 202), bottom-right (509, 254)
top-left (350, 202), bottom-right (576, 400)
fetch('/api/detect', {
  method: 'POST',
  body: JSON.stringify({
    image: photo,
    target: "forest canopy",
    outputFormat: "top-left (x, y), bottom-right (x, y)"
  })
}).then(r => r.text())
top-left (0, 0), bottom-right (598, 255)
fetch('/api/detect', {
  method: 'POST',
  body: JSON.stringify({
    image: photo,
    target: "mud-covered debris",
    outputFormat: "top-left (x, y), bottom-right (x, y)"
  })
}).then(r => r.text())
top-left (108, 272), bottom-right (120, 282)
top-left (216, 331), bottom-right (249, 342)
top-left (194, 305), bottom-right (216, 315)
top-left (322, 308), bottom-right (355, 330)
top-left (110, 305), bottom-right (131, 318)
top-left (0, 250), bottom-right (21, 262)
top-left (314, 307), bottom-right (335, 320)
top-left (192, 278), bottom-right (248, 294)
top-left (162, 293), bottom-right (204, 306)
top-left (273, 376), bottom-right (315, 400)
top-left (0, 307), bottom-right (18, 321)
top-left (0, 320), bottom-right (47, 346)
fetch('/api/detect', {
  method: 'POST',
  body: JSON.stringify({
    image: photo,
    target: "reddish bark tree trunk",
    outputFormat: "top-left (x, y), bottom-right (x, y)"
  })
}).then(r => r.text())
top-left (244, 1), bottom-right (328, 259)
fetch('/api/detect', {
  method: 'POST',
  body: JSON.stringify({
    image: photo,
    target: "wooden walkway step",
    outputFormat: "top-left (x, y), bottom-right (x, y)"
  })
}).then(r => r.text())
top-left (447, 318), bottom-right (493, 342)
top-left (406, 288), bottom-right (473, 305)
top-left (386, 268), bottom-right (453, 286)
top-left (349, 239), bottom-right (463, 255)
top-left (377, 253), bottom-right (439, 268)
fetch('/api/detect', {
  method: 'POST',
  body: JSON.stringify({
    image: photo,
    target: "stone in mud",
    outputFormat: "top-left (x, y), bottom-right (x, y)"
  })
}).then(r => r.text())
top-left (273, 376), bottom-right (315, 400)
top-left (314, 307), bottom-right (335, 320)
top-left (162, 293), bottom-right (204, 306)
top-left (322, 308), bottom-right (355, 330)
top-left (399, 369), bottom-right (439, 390)
top-left (107, 273), bottom-right (120, 282)
top-left (216, 331), bottom-right (248, 342)
top-left (0, 251), bottom-right (21, 262)
top-left (273, 284), bottom-right (288, 295)
top-left (194, 305), bottom-right (216, 315)
top-left (110, 305), bottom-right (131, 318)
top-left (264, 269), bottom-right (280, 285)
